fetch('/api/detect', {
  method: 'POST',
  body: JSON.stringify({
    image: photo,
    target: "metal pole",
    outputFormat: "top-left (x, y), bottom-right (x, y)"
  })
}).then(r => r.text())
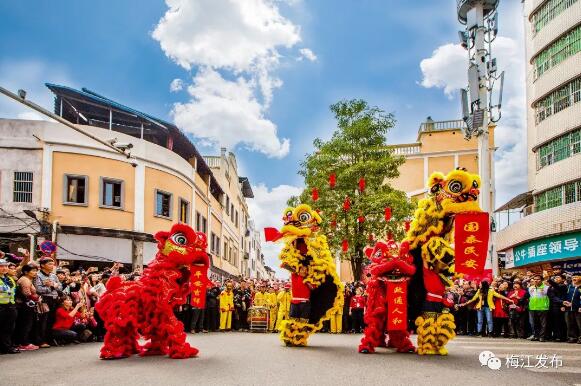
top-left (0, 86), bottom-right (130, 158)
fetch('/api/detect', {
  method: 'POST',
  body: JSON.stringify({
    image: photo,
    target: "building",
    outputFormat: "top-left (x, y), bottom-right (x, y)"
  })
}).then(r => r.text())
top-left (246, 220), bottom-right (268, 279)
top-left (338, 117), bottom-right (495, 281)
top-left (495, 0), bottom-right (581, 273)
top-left (0, 84), bottom-right (258, 281)
top-left (388, 117), bottom-right (494, 205)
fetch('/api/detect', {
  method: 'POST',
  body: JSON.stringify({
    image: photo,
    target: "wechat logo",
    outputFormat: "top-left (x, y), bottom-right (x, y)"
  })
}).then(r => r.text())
top-left (479, 350), bottom-right (502, 370)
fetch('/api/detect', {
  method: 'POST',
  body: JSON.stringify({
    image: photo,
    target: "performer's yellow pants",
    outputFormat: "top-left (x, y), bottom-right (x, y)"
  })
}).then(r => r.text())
top-left (330, 313), bottom-right (342, 333)
top-left (220, 310), bottom-right (232, 330)
top-left (276, 310), bottom-right (289, 331)
top-left (269, 309), bottom-right (277, 331)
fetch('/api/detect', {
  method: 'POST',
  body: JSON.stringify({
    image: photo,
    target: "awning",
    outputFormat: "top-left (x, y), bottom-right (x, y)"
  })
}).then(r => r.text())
top-left (495, 191), bottom-right (533, 213)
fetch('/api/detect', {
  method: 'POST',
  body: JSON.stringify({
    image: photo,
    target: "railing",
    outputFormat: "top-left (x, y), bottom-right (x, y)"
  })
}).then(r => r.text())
top-left (391, 144), bottom-right (421, 156)
top-left (419, 119), bottom-right (466, 133)
top-left (203, 156), bottom-right (221, 168)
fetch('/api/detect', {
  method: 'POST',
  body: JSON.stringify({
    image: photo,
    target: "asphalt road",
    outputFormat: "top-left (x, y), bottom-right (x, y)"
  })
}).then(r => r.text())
top-left (2, 333), bottom-right (580, 386)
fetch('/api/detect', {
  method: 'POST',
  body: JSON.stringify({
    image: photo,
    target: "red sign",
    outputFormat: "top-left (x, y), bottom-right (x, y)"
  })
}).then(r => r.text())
top-left (455, 212), bottom-right (490, 275)
top-left (386, 280), bottom-right (407, 331)
top-left (190, 265), bottom-right (209, 309)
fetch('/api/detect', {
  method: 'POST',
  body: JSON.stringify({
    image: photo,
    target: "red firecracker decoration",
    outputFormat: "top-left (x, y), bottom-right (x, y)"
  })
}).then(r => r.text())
top-left (342, 239), bottom-right (349, 252)
top-left (330, 220), bottom-right (337, 229)
top-left (343, 197), bottom-right (351, 211)
top-left (312, 188), bottom-right (319, 202)
top-left (387, 231), bottom-right (393, 240)
top-left (368, 234), bottom-right (374, 242)
top-left (329, 173), bottom-right (336, 189)
top-left (384, 207), bottom-right (392, 221)
top-left (404, 221), bottom-right (411, 232)
top-left (358, 177), bottom-right (366, 193)
top-left (357, 215), bottom-right (365, 223)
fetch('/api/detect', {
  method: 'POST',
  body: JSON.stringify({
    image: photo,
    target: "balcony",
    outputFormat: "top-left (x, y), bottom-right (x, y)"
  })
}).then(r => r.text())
top-left (419, 119), bottom-right (466, 133)
top-left (391, 143), bottom-right (421, 156)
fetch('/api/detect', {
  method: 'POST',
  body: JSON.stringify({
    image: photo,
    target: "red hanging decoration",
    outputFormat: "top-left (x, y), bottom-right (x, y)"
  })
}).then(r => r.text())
top-left (404, 221), bottom-right (411, 232)
top-left (329, 173), bottom-right (336, 189)
top-left (342, 239), bottom-right (349, 252)
top-left (330, 220), bottom-right (337, 229)
top-left (358, 177), bottom-right (366, 193)
top-left (368, 234), bottom-right (374, 242)
top-left (357, 215), bottom-right (365, 223)
top-left (384, 207), bottom-right (392, 221)
top-left (311, 188), bottom-right (319, 202)
top-left (387, 231), bottom-right (393, 240)
top-left (343, 197), bottom-right (351, 211)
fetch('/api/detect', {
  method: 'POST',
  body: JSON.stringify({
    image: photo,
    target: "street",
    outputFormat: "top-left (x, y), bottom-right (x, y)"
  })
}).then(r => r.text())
top-left (2, 333), bottom-right (580, 386)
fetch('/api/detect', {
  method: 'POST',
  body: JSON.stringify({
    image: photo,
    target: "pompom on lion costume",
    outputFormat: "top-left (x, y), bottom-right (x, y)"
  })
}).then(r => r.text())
top-left (265, 204), bottom-right (343, 347)
top-left (406, 168), bottom-right (483, 355)
top-left (96, 223), bottom-right (209, 359)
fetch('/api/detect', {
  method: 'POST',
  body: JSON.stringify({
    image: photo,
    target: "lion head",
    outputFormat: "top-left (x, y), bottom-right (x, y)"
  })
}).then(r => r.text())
top-left (364, 240), bottom-right (416, 279)
top-left (154, 223), bottom-right (209, 268)
top-left (427, 167), bottom-right (482, 213)
top-left (279, 204), bottom-right (322, 239)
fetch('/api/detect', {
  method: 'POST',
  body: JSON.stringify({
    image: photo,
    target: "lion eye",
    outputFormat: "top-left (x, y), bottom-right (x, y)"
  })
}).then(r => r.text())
top-left (298, 212), bottom-right (311, 222)
top-left (448, 180), bottom-right (463, 193)
top-left (472, 180), bottom-right (479, 188)
top-left (374, 251), bottom-right (382, 258)
top-left (170, 233), bottom-right (188, 245)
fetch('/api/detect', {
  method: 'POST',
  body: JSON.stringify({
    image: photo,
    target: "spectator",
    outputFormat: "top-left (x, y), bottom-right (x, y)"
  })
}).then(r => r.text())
top-left (460, 280), bottom-right (513, 337)
top-left (507, 280), bottom-right (527, 339)
top-left (349, 287), bottom-right (366, 333)
top-left (548, 274), bottom-right (568, 342)
top-left (0, 258), bottom-right (19, 354)
top-left (219, 281), bottom-right (234, 331)
top-left (15, 264), bottom-right (40, 351)
top-left (265, 286), bottom-right (278, 332)
top-left (34, 257), bottom-right (62, 348)
top-left (492, 281), bottom-right (510, 337)
top-left (205, 283), bottom-right (220, 332)
top-left (52, 296), bottom-right (83, 345)
top-left (276, 283), bottom-right (291, 332)
top-left (233, 281), bottom-right (251, 331)
top-left (563, 273), bottom-right (581, 344)
top-left (528, 274), bottom-right (550, 342)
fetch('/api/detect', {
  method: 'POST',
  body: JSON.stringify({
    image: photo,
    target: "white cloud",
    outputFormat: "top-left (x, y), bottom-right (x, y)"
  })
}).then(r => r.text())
top-left (248, 183), bottom-right (303, 274)
top-left (419, 43), bottom-right (467, 98)
top-left (169, 78), bottom-right (184, 92)
top-left (153, 0), bottom-right (312, 158)
top-left (0, 60), bottom-right (73, 121)
top-left (172, 68), bottom-right (290, 158)
top-left (419, 33), bottom-right (527, 209)
top-left (298, 48), bottom-right (317, 62)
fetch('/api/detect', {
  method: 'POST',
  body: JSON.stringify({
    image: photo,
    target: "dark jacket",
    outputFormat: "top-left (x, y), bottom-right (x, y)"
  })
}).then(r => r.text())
top-left (565, 284), bottom-right (581, 312)
top-left (547, 282), bottom-right (568, 311)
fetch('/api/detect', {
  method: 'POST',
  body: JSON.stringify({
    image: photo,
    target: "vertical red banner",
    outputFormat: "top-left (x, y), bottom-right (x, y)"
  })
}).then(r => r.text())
top-left (386, 280), bottom-right (407, 331)
top-left (454, 212), bottom-right (490, 275)
top-left (190, 266), bottom-right (209, 308)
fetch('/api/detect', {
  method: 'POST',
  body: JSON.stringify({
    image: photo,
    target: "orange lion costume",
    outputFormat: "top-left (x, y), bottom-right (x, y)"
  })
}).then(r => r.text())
top-left (96, 223), bottom-right (209, 359)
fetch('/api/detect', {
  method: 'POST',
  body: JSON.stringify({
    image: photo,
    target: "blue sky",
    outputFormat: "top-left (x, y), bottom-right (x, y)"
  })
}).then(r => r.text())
top-left (0, 1), bottom-right (526, 268)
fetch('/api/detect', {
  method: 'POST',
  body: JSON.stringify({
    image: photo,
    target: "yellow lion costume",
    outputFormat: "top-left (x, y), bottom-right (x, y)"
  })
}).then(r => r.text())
top-left (405, 168), bottom-right (483, 355)
top-left (266, 204), bottom-right (343, 346)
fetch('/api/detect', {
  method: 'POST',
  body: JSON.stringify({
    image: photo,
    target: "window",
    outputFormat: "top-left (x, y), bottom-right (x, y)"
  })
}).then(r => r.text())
top-left (535, 179), bottom-right (581, 212)
top-left (13, 172), bottom-right (33, 203)
top-left (230, 204), bottom-right (234, 221)
top-left (533, 25), bottom-right (581, 80)
top-left (225, 196), bottom-right (230, 215)
top-left (235, 210), bottom-right (239, 228)
top-left (202, 216), bottom-right (207, 235)
top-left (100, 178), bottom-right (124, 209)
top-left (536, 128), bottom-right (581, 169)
top-left (63, 175), bottom-right (88, 205)
top-left (210, 232), bottom-right (220, 254)
top-left (531, 0), bottom-right (578, 35)
top-left (196, 211), bottom-right (202, 231)
top-left (223, 240), bottom-right (228, 261)
top-left (155, 189), bottom-right (172, 218)
top-left (535, 77), bottom-right (581, 124)
top-left (178, 198), bottom-right (190, 224)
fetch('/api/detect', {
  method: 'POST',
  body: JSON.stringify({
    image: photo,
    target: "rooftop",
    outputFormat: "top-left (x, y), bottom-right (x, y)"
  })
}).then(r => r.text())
top-left (45, 83), bottom-right (224, 198)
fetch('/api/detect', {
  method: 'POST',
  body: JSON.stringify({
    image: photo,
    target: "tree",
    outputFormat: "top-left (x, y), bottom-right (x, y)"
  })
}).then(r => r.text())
top-left (289, 99), bottom-right (414, 281)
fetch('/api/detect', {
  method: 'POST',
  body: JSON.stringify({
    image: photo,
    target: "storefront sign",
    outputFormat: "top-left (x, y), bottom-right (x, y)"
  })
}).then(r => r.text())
top-left (512, 231), bottom-right (581, 267)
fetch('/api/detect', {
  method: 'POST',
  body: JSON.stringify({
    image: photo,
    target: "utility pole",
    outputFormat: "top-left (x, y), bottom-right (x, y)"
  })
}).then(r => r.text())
top-left (457, 0), bottom-right (504, 276)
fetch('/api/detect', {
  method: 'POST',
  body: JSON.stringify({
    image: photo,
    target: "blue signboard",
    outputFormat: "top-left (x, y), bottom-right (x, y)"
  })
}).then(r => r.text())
top-left (513, 231), bottom-right (581, 267)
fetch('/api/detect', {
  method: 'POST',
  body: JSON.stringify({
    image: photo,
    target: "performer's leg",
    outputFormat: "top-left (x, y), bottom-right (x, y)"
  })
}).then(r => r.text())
top-left (387, 330), bottom-right (416, 353)
top-left (415, 313), bottom-right (438, 355)
top-left (434, 312), bottom-right (456, 356)
top-left (220, 311), bottom-right (227, 330)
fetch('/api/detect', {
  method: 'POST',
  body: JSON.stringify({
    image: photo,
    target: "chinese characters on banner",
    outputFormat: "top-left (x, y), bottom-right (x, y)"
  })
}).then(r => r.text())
top-left (386, 280), bottom-right (407, 331)
top-left (454, 212), bottom-right (490, 275)
top-left (190, 265), bottom-right (209, 308)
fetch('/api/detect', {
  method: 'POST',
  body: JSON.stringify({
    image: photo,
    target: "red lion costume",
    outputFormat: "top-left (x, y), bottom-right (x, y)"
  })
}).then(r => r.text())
top-left (358, 240), bottom-right (416, 354)
top-left (96, 223), bottom-right (209, 359)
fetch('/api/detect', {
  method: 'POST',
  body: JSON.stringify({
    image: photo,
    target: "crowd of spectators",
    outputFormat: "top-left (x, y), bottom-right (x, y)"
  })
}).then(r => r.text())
top-left (1, 248), bottom-right (580, 356)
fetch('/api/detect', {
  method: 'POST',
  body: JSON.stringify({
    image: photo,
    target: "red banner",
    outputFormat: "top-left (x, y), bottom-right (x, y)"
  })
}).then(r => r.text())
top-left (190, 265), bottom-right (209, 309)
top-left (454, 212), bottom-right (490, 275)
top-left (386, 280), bottom-right (407, 331)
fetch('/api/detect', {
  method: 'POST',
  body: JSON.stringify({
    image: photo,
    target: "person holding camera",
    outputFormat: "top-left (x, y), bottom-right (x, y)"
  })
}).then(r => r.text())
top-left (15, 264), bottom-right (40, 351)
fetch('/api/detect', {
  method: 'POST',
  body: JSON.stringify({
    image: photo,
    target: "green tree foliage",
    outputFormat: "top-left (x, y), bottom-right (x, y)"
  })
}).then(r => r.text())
top-left (289, 99), bottom-right (414, 280)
